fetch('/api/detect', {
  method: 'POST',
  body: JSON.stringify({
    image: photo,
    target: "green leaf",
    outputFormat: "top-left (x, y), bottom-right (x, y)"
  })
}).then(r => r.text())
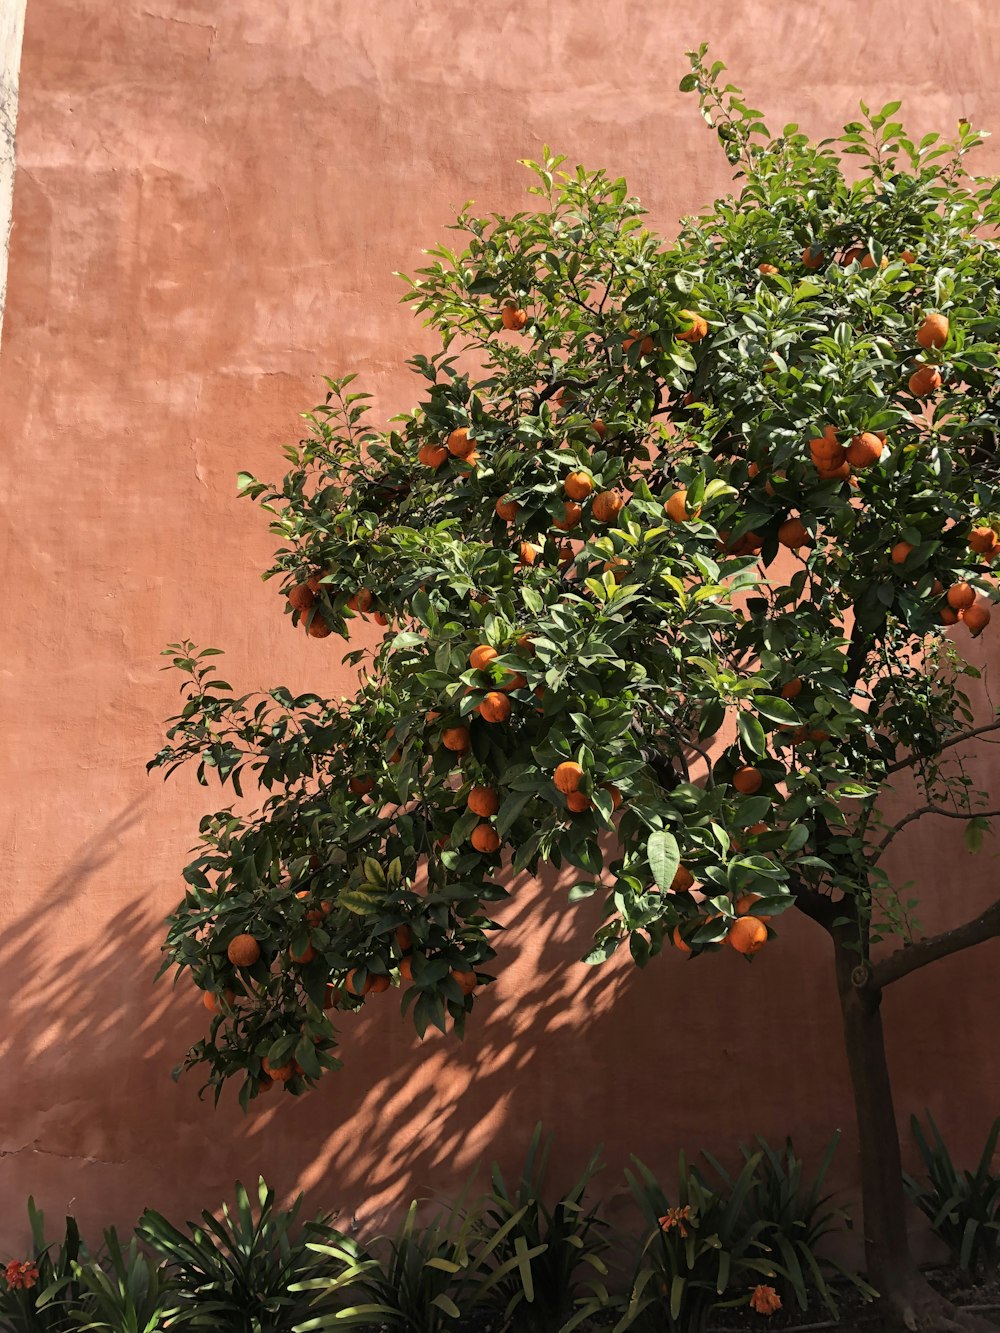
top-left (738, 712), bottom-right (767, 758)
top-left (647, 830), bottom-right (680, 890)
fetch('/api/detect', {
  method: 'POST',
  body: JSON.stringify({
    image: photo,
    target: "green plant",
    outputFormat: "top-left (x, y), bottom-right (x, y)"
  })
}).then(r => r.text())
top-left (704, 1133), bottom-right (876, 1316)
top-left (294, 1194), bottom-right (544, 1332)
top-left (0, 1199), bottom-right (87, 1333)
top-left (152, 36), bottom-right (1000, 1333)
top-left (904, 1111), bottom-right (1000, 1273)
top-left (481, 1123), bottom-right (615, 1331)
top-left (137, 1178), bottom-right (343, 1331)
top-left (68, 1229), bottom-right (180, 1332)
top-left (617, 1153), bottom-right (777, 1332)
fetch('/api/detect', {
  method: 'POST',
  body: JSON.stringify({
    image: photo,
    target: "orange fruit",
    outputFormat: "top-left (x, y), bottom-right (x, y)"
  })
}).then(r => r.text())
top-left (890, 541), bottom-right (914, 565)
top-left (373, 611), bottom-right (389, 626)
top-left (672, 926), bottom-right (692, 954)
top-left (623, 330), bottom-right (655, 355)
top-left (495, 496), bottom-right (519, 521)
top-left (418, 442), bottom-right (448, 469)
top-left (601, 783), bottom-right (623, 810)
top-left (555, 500), bottom-right (583, 530)
top-left (727, 916), bottom-right (769, 956)
top-left (969, 526), bottom-right (997, 554)
top-left (447, 427), bottom-right (475, 458)
top-left (591, 490), bottom-right (625, 524)
top-left (349, 775), bottom-right (374, 796)
top-left (306, 612), bottom-right (332, 638)
top-left (202, 988), bottom-right (235, 1013)
top-left (603, 558), bottom-right (630, 583)
top-left (861, 253), bottom-right (888, 270)
top-left (516, 634), bottom-right (536, 655)
top-left (592, 419), bottom-right (607, 439)
top-left (758, 263), bottom-right (779, 275)
top-left (501, 303), bottom-right (528, 331)
top-left (346, 968), bottom-right (375, 997)
top-left (564, 471), bottom-right (594, 500)
top-left (671, 864), bottom-right (695, 893)
top-left (846, 433), bottom-right (884, 469)
top-left (665, 488), bottom-right (701, 522)
top-left (802, 245), bottom-right (825, 270)
top-left (451, 968), bottom-right (478, 995)
top-left (817, 460), bottom-right (851, 482)
top-left (470, 644), bottom-right (498, 671)
top-left (554, 761), bottom-right (584, 793)
top-left (441, 726), bottom-right (471, 753)
top-left (468, 786), bottom-right (500, 817)
top-left (780, 678), bottom-right (803, 700)
top-left (777, 517), bottom-right (809, 550)
top-left (518, 541), bottom-right (541, 566)
top-left (288, 583), bottom-right (315, 611)
top-left (262, 1057), bottom-right (294, 1082)
top-left (471, 823), bottom-right (501, 853)
top-left (908, 365), bottom-right (942, 397)
top-left (394, 925), bottom-right (413, 954)
top-left (347, 589), bottom-right (374, 614)
top-left (901, 249), bottom-right (916, 263)
top-left (291, 941), bottom-right (316, 965)
top-left (369, 974), bottom-right (391, 994)
top-left (809, 433), bottom-right (844, 464)
top-left (566, 790), bottom-right (592, 813)
top-left (479, 692), bottom-right (511, 723)
top-left (916, 313), bottom-right (949, 350)
top-left (676, 310), bottom-right (709, 343)
top-left (227, 934), bottom-right (261, 967)
top-left (735, 892), bottom-right (772, 923)
top-left (946, 582), bottom-right (976, 611)
top-left (963, 600), bottom-right (992, 636)
top-left (732, 766), bottom-right (763, 795)
top-left (842, 245), bottom-right (864, 265)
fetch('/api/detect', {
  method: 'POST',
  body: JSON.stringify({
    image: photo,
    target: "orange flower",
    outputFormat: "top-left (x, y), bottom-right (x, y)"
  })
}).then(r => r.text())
top-left (749, 1284), bottom-right (782, 1315)
top-left (5, 1259), bottom-right (40, 1290)
top-left (657, 1205), bottom-right (693, 1237)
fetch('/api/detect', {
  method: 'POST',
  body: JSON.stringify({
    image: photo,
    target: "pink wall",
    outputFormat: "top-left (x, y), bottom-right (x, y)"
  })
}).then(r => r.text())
top-left (2, 0), bottom-right (1000, 1252)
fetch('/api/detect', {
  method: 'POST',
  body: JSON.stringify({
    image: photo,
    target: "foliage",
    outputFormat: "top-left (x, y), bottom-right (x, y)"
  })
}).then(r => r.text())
top-left (480, 1123), bottom-right (615, 1330)
top-left (617, 1152), bottom-right (778, 1331)
top-left (67, 1229), bottom-right (180, 1333)
top-left (148, 45), bottom-right (1000, 1103)
top-left (0, 1199), bottom-right (86, 1333)
top-left (136, 1178), bottom-right (344, 1331)
top-left (703, 1132), bottom-right (876, 1315)
top-left (904, 1111), bottom-right (1000, 1274)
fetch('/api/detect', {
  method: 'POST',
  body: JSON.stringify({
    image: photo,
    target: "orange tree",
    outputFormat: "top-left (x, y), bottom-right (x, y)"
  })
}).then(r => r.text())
top-left (151, 50), bottom-right (1000, 1331)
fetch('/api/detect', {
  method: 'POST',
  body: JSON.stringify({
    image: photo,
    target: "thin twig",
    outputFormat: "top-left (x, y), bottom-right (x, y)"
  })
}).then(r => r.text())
top-left (875, 804), bottom-right (1000, 853)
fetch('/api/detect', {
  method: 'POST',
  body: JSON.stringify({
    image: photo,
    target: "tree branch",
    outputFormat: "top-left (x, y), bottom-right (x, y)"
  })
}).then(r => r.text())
top-left (885, 719), bottom-right (1000, 775)
top-left (873, 897), bottom-right (1000, 988)
top-left (789, 877), bottom-right (841, 932)
top-left (875, 804), bottom-right (1000, 853)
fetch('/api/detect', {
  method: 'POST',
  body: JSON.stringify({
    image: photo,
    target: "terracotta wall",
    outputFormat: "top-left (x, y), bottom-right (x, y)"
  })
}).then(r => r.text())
top-left (2, 0), bottom-right (1000, 1253)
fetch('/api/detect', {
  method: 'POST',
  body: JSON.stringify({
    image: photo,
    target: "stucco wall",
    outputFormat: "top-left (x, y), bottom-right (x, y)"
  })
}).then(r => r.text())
top-left (2, 0), bottom-right (1000, 1252)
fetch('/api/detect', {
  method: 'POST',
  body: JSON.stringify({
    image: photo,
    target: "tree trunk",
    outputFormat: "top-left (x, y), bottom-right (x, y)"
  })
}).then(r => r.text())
top-left (834, 937), bottom-right (998, 1331)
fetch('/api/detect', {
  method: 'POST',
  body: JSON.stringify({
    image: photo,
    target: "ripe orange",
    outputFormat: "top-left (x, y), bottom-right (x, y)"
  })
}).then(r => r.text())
top-left (479, 692), bottom-right (511, 723)
top-left (778, 517), bottom-right (809, 550)
top-left (470, 644), bottom-right (498, 671)
top-left (672, 926), bottom-right (692, 954)
top-left (817, 460), bottom-right (851, 482)
top-left (564, 471), bottom-right (594, 500)
top-left (373, 611), bottom-right (389, 626)
top-left (468, 786), bottom-right (500, 817)
top-left (901, 249), bottom-right (916, 263)
top-left (916, 313), bottom-right (949, 349)
top-left (591, 490), bottom-right (625, 524)
top-left (566, 790), bottom-right (592, 813)
top-left (671, 864), bottom-right (695, 893)
top-left (447, 427), bottom-right (475, 458)
top-left (939, 606), bottom-right (959, 625)
top-left (846, 433), bottom-right (884, 469)
top-left (262, 1057), bottom-right (294, 1082)
top-left (890, 541), bottom-right (914, 565)
top-left (451, 968), bottom-right (478, 995)
top-left (946, 582), bottom-right (976, 611)
top-left (471, 823), bottom-right (501, 853)
top-left (518, 541), bottom-right (542, 566)
top-left (347, 589), bottom-right (374, 614)
top-left (555, 500), bottom-right (583, 530)
top-left (802, 245), bottom-right (825, 270)
top-left (346, 969), bottom-right (373, 997)
top-left (592, 419), bottom-right (607, 439)
top-left (602, 783), bottom-right (623, 809)
top-left (809, 433), bottom-right (844, 464)
top-left (727, 916), bottom-right (769, 955)
top-left (676, 310), bottom-right (709, 343)
top-left (495, 496), bottom-right (519, 521)
top-left (288, 583), bottom-right (315, 611)
top-left (227, 934), bottom-right (261, 967)
top-left (306, 612), bottom-right (332, 638)
top-left (624, 330), bottom-right (655, 355)
top-left (732, 766), bottom-right (763, 795)
top-left (969, 525), bottom-right (998, 554)
top-left (554, 761), bottom-right (584, 793)
top-left (442, 726), bottom-right (471, 753)
top-left (758, 263), bottom-right (779, 275)
top-left (369, 974), bottom-right (391, 994)
top-left (349, 775), bottom-right (374, 796)
top-left (861, 253), bottom-right (888, 270)
top-left (394, 924), bottom-right (413, 954)
top-left (501, 303), bottom-right (529, 331)
top-left (963, 600), bottom-right (992, 636)
top-left (908, 365), bottom-right (942, 397)
top-left (498, 669), bottom-right (527, 692)
top-left (780, 678), bottom-right (803, 700)
top-left (291, 942), bottom-right (316, 965)
top-left (203, 988), bottom-right (235, 1013)
top-left (735, 892), bottom-right (772, 922)
top-left (842, 245), bottom-right (864, 265)
top-left (418, 442), bottom-right (448, 469)
top-left (665, 488), bottom-right (701, 522)
top-left (516, 634), bottom-right (536, 655)
top-left (398, 956), bottom-right (414, 982)
top-left (603, 558), bottom-right (630, 583)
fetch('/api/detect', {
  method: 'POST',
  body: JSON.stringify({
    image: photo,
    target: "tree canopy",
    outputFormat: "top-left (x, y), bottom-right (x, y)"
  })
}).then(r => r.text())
top-left (151, 48), bottom-right (1000, 1108)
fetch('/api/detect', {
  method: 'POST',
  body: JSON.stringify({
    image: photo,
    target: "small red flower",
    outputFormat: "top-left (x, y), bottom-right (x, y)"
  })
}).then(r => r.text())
top-left (5, 1260), bottom-right (39, 1290)
top-left (657, 1205), bottom-right (693, 1237)
top-left (749, 1283), bottom-right (782, 1315)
